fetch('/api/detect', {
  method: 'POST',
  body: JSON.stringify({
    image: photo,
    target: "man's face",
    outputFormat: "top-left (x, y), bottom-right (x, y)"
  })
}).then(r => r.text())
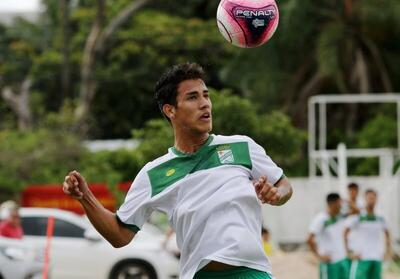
top-left (168, 79), bottom-right (212, 134)
top-left (365, 192), bottom-right (377, 209)
top-left (329, 199), bottom-right (342, 215)
top-left (348, 187), bottom-right (359, 200)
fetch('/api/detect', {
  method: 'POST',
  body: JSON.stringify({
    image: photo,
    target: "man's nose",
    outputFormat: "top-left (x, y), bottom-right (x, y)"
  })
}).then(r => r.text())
top-left (200, 96), bottom-right (210, 108)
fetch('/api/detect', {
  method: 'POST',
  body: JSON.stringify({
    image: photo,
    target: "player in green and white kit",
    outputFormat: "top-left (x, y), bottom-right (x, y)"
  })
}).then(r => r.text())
top-left (308, 193), bottom-right (349, 279)
top-left (344, 189), bottom-right (391, 279)
top-left (62, 63), bottom-right (293, 279)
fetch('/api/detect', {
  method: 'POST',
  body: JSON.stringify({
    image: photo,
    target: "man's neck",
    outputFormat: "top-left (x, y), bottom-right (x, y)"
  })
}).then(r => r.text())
top-left (174, 132), bottom-right (210, 154)
top-left (350, 197), bottom-right (357, 202)
top-left (328, 210), bottom-right (338, 218)
top-left (366, 208), bottom-right (374, 215)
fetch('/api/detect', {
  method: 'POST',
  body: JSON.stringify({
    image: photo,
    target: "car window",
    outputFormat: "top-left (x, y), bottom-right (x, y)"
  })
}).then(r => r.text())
top-left (53, 219), bottom-right (84, 238)
top-left (21, 217), bottom-right (85, 238)
top-left (21, 217), bottom-right (48, 236)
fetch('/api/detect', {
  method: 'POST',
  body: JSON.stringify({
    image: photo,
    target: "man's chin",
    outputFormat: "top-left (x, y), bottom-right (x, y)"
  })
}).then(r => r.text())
top-left (194, 125), bottom-right (212, 135)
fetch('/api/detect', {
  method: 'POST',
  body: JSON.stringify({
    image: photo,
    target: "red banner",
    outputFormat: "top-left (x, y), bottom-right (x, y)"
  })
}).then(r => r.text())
top-left (21, 182), bottom-right (132, 215)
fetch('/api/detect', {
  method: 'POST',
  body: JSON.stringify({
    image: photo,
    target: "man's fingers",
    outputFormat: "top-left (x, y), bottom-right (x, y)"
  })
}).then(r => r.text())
top-left (254, 182), bottom-right (262, 194)
top-left (63, 182), bottom-right (72, 195)
top-left (260, 183), bottom-right (273, 197)
top-left (72, 170), bottom-right (85, 185)
top-left (264, 187), bottom-right (277, 200)
top-left (63, 179), bottom-right (83, 199)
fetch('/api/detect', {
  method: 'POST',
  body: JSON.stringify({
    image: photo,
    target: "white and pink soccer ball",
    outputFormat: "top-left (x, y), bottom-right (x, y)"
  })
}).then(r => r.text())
top-left (217, 0), bottom-right (279, 48)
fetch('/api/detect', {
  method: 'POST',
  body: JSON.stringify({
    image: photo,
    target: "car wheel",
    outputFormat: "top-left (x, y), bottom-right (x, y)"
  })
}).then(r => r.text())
top-left (110, 260), bottom-right (157, 279)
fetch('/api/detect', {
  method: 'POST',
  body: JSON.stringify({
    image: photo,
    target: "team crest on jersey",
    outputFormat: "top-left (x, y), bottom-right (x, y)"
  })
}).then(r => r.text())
top-left (217, 148), bottom-right (234, 164)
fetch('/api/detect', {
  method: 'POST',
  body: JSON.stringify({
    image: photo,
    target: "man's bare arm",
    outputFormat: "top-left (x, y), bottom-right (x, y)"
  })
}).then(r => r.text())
top-left (307, 233), bottom-right (330, 262)
top-left (63, 171), bottom-right (135, 248)
top-left (384, 229), bottom-right (392, 260)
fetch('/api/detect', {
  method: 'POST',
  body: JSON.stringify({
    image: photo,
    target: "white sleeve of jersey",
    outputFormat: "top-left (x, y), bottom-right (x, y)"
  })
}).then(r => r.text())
top-left (380, 216), bottom-right (388, 231)
top-left (309, 214), bottom-right (324, 235)
top-left (344, 215), bottom-right (359, 229)
top-left (245, 136), bottom-right (284, 185)
top-left (116, 166), bottom-right (153, 231)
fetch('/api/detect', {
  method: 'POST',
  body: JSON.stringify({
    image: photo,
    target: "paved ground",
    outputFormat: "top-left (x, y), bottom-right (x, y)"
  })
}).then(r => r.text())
top-left (269, 251), bottom-right (400, 279)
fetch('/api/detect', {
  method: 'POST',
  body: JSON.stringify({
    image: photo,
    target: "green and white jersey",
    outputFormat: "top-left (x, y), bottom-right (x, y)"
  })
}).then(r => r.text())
top-left (345, 214), bottom-right (387, 260)
top-left (117, 134), bottom-right (284, 279)
top-left (309, 212), bottom-right (347, 263)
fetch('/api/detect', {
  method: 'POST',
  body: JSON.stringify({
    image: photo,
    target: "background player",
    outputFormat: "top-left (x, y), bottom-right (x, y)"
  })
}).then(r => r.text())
top-left (342, 183), bottom-right (364, 216)
top-left (307, 193), bottom-right (348, 279)
top-left (344, 189), bottom-right (391, 279)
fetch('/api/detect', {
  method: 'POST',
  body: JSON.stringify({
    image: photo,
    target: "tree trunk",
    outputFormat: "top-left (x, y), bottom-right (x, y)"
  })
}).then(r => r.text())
top-left (282, 57), bottom-right (313, 115)
top-left (363, 38), bottom-right (393, 92)
top-left (352, 49), bottom-right (370, 93)
top-left (1, 78), bottom-right (32, 130)
top-left (293, 72), bottom-right (325, 128)
top-left (60, 0), bottom-right (71, 102)
top-left (75, 0), bottom-right (150, 132)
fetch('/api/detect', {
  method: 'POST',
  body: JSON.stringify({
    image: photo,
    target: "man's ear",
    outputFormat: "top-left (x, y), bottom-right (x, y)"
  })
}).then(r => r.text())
top-left (162, 104), bottom-right (176, 120)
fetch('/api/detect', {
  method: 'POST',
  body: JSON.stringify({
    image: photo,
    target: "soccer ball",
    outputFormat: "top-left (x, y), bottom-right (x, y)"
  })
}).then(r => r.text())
top-left (216, 0), bottom-right (279, 48)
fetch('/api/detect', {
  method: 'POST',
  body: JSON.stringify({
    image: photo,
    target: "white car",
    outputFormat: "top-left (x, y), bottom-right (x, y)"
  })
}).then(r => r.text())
top-left (0, 237), bottom-right (43, 279)
top-left (19, 207), bottom-right (179, 279)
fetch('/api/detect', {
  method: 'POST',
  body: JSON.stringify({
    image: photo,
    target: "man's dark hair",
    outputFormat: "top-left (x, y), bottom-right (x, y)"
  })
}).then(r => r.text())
top-left (262, 227), bottom-right (269, 235)
top-left (326, 192), bottom-right (340, 204)
top-left (154, 62), bottom-right (205, 119)
top-left (365, 189), bottom-right (377, 196)
top-left (347, 182), bottom-right (359, 189)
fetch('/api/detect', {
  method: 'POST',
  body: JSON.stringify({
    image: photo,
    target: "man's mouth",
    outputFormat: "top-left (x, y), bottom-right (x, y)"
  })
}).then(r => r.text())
top-left (200, 112), bottom-right (211, 120)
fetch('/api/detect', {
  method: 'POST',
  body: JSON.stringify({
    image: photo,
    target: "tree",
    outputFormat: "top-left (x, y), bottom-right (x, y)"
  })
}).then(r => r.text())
top-left (75, 0), bottom-right (150, 131)
top-left (89, 11), bottom-right (234, 138)
top-left (0, 19), bottom-right (44, 130)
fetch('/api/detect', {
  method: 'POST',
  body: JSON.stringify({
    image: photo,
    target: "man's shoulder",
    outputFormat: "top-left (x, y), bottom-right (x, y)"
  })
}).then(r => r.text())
top-left (313, 211), bottom-right (329, 222)
top-left (211, 134), bottom-right (253, 145)
top-left (141, 152), bottom-right (175, 171)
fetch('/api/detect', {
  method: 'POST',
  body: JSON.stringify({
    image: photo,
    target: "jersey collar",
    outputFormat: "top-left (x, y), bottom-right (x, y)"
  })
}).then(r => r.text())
top-left (170, 135), bottom-right (214, 157)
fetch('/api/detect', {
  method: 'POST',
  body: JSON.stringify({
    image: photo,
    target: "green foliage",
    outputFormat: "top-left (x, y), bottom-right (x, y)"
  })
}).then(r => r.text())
top-left (350, 114), bottom-right (397, 176)
top-left (91, 10), bottom-right (234, 138)
top-left (254, 112), bottom-right (307, 171)
top-left (355, 114), bottom-right (397, 149)
top-left (146, 0), bottom-right (219, 19)
top-left (132, 119), bottom-right (174, 164)
top-left (0, 129), bottom-right (83, 196)
top-left (212, 90), bottom-right (258, 137)
top-left (0, 106), bottom-right (118, 198)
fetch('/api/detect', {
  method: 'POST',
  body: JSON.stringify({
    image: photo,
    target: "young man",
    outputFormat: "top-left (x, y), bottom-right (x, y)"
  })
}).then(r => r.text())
top-left (342, 182), bottom-right (365, 258)
top-left (307, 193), bottom-right (349, 279)
top-left (342, 183), bottom-right (364, 216)
top-left (63, 63), bottom-right (292, 279)
top-left (344, 190), bottom-right (391, 279)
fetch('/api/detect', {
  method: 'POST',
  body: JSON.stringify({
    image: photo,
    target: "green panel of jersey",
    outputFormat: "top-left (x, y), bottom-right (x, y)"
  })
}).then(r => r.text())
top-left (148, 140), bottom-right (252, 196)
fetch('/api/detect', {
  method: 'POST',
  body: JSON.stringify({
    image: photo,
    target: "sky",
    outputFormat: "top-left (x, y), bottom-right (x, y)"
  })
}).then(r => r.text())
top-left (0, 0), bottom-right (41, 12)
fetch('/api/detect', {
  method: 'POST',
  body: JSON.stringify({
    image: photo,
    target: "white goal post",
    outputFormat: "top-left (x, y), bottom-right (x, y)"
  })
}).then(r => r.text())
top-left (308, 93), bottom-right (400, 179)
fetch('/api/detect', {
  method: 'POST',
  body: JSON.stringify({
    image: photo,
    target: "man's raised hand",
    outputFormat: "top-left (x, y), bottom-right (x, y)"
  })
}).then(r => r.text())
top-left (63, 170), bottom-right (88, 200)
